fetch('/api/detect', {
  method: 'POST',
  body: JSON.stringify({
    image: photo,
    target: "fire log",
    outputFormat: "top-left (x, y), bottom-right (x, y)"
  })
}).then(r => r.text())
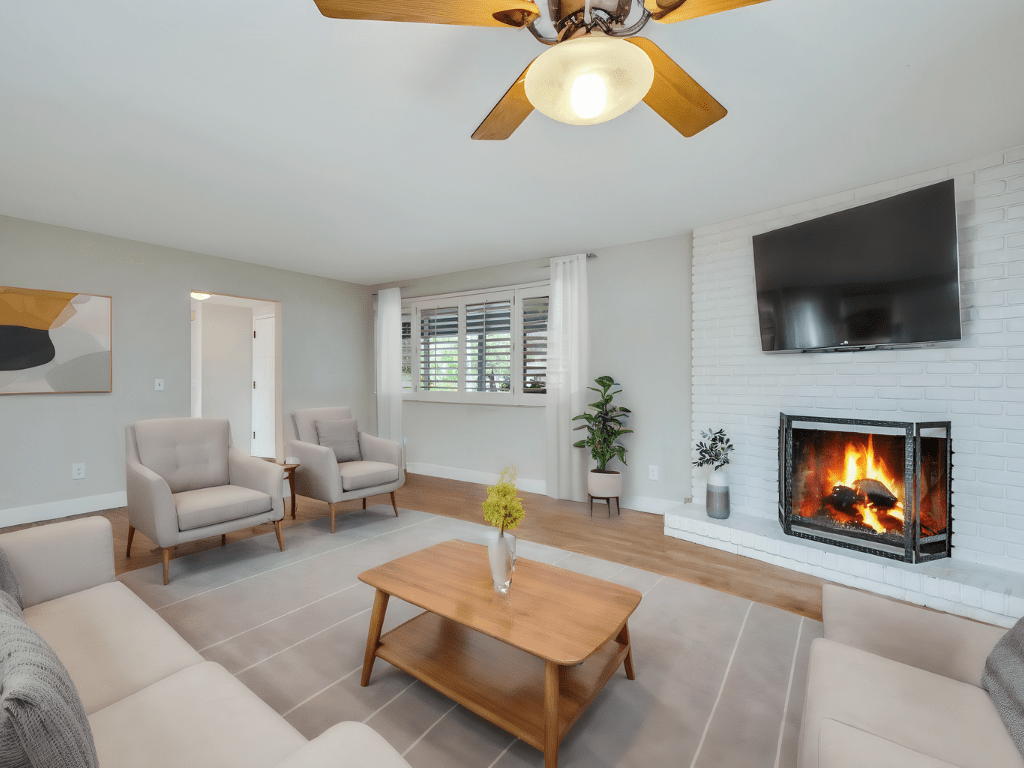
top-left (824, 484), bottom-right (859, 513)
top-left (853, 478), bottom-right (898, 510)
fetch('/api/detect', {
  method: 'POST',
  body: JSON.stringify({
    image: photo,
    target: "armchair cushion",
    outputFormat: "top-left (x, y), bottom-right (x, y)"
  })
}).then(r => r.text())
top-left (134, 418), bottom-right (230, 493)
top-left (339, 461), bottom-right (400, 492)
top-left (173, 486), bottom-right (273, 532)
top-left (315, 419), bottom-right (362, 463)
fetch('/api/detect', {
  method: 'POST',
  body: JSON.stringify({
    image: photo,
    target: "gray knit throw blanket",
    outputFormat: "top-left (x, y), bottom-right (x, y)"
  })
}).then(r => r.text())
top-left (983, 614), bottom-right (1024, 759)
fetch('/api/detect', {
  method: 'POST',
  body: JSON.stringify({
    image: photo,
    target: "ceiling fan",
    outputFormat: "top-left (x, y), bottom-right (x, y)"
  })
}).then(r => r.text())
top-left (313, 0), bottom-right (768, 139)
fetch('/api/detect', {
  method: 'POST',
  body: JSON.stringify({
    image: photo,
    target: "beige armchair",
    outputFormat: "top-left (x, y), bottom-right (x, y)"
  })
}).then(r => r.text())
top-left (125, 417), bottom-right (286, 584)
top-left (287, 407), bottom-right (404, 532)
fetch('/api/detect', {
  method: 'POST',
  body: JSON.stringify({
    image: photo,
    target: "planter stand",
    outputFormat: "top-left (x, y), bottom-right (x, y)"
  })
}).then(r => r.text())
top-left (589, 495), bottom-right (620, 517)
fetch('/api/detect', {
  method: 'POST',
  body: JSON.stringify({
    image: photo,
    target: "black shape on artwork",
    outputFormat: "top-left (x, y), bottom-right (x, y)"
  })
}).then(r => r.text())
top-left (0, 325), bottom-right (56, 370)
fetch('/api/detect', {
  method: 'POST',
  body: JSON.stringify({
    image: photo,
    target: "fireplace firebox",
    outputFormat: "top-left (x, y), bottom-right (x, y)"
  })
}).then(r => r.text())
top-left (779, 414), bottom-right (952, 563)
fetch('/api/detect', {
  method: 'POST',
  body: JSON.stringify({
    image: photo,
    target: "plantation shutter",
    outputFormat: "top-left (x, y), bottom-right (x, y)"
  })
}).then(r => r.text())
top-left (521, 295), bottom-right (548, 395)
top-left (419, 305), bottom-right (459, 392)
top-left (465, 298), bottom-right (512, 393)
top-left (400, 308), bottom-right (412, 392)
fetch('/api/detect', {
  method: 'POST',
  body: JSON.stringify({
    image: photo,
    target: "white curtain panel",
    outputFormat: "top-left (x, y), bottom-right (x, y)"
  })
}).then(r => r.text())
top-left (546, 254), bottom-right (590, 502)
top-left (375, 287), bottom-right (403, 448)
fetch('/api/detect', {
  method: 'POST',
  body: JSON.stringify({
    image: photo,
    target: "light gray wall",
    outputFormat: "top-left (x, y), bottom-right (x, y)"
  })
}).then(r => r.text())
top-left (375, 235), bottom-right (694, 511)
top-left (0, 214), bottom-right (375, 523)
top-left (200, 303), bottom-right (253, 451)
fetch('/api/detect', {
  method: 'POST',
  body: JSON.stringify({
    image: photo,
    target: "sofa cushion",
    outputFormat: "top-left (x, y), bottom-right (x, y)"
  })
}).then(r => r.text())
top-left (273, 721), bottom-right (412, 768)
top-left (0, 542), bottom-right (22, 609)
top-left (339, 461), bottom-right (400, 492)
top-left (23, 581), bottom-right (204, 715)
top-left (173, 485), bottom-right (273, 531)
top-left (801, 638), bottom-right (1024, 768)
top-left (817, 718), bottom-right (961, 768)
top-left (983, 613), bottom-right (1024, 759)
top-left (134, 418), bottom-right (230, 493)
top-left (88, 662), bottom-right (307, 768)
top-left (0, 591), bottom-right (98, 768)
top-left (315, 418), bottom-right (362, 463)
top-left (293, 407), bottom-right (352, 446)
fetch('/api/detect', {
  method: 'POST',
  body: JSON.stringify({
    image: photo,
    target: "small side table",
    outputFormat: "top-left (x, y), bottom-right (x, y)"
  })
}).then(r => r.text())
top-left (259, 458), bottom-right (300, 519)
top-left (589, 494), bottom-right (620, 517)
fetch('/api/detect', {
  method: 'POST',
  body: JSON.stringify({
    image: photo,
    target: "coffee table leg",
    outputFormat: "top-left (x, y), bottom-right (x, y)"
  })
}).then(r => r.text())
top-left (361, 589), bottom-right (390, 687)
top-left (617, 621), bottom-right (635, 680)
top-left (544, 660), bottom-right (560, 768)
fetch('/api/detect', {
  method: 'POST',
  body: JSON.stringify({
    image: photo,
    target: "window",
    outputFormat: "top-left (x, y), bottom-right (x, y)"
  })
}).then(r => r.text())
top-left (403, 283), bottom-right (548, 406)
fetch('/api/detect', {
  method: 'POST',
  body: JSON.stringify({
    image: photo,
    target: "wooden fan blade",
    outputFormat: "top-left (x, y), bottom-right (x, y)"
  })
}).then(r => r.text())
top-left (627, 38), bottom-right (726, 137)
top-left (645, 0), bottom-right (768, 24)
top-left (314, 0), bottom-right (541, 28)
top-left (472, 61), bottom-right (535, 140)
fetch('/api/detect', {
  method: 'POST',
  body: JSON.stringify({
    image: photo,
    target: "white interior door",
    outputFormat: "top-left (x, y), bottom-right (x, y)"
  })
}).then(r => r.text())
top-left (252, 315), bottom-right (275, 457)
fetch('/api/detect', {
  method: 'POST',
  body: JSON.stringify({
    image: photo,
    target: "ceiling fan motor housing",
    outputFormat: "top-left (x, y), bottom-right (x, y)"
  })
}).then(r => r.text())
top-left (549, 0), bottom-right (632, 29)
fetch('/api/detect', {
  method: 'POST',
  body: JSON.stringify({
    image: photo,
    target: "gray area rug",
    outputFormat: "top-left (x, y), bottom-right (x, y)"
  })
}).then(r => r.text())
top-left (120, 506), bottom-right (822, 768)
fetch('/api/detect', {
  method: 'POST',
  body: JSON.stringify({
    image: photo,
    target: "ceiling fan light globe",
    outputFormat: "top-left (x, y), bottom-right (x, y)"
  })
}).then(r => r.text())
top-left (524, 34), bottom-right (654, 126)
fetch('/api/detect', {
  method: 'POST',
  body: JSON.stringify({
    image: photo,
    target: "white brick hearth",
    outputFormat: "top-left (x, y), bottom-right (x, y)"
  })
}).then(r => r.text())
top-left (671, 143), bottom-right (1024, 624)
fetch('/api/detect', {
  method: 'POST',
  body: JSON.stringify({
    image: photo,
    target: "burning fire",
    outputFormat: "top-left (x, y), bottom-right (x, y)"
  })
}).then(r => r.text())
top-left (824, 435), bottom-right (904, 534)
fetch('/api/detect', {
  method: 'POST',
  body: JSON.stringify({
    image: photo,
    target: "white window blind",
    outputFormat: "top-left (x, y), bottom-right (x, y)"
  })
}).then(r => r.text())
top-left (521, 295), bottom-right (548, 396)
top-left (465, 299), bottom-right (512, 393)
top-left (419, 305), bottom-right (459, 392)
top-left (404, 282), bottom-right (548, 406)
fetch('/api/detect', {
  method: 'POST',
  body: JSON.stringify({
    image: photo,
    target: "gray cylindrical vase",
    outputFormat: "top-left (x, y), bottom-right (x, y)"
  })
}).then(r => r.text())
top-left (706, 470), bottom-right (730, 519)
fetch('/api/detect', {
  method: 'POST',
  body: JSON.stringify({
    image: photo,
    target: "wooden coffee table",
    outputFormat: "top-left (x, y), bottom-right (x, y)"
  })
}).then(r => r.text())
top-left (358, 540), bottom-right (642, 768)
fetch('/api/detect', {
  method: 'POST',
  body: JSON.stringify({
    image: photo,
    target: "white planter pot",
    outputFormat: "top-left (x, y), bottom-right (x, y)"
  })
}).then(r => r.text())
top-left (588, 470), bottom-right (622, 499)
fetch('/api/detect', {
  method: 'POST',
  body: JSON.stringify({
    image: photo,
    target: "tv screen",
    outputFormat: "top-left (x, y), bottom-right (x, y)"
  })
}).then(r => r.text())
top-left (752, 180), bottom-right (961, 353)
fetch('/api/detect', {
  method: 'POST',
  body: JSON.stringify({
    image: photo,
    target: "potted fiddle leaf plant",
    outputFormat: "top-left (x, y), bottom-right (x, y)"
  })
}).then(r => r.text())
top-left (573, 376), bottom-right (632, 503)
top-left (482, 466), bottom-right (524, 593)
top-left (693, 428), bottom-right (734, 519)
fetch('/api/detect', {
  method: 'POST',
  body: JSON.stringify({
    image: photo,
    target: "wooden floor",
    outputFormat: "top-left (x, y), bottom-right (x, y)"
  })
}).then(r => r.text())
top-left (1, 473), bottom-right (828, 620)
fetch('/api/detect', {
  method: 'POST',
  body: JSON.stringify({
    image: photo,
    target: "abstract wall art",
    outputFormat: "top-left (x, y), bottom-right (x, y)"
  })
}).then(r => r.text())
top-left (0, 286), bottom-right (111, 394)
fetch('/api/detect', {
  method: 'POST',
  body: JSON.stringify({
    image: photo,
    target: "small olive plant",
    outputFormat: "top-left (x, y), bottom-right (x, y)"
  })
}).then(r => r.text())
top-left (692, 429), bottom-right (734, 471)
top-left (483, 466), bottom-right (525, 535)
top-left (572, 376), bottom-right (633, 472)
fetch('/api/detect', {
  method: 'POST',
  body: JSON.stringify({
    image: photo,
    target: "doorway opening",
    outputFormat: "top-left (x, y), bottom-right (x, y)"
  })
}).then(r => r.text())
top-left (190, 292), bottom-right (282, 459)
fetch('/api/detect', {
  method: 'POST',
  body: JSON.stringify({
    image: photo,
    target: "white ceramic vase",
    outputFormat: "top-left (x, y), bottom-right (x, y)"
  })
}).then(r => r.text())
top-left (706, 469), bottom-right (730, 519)
top-left (488, 530), bottom-right (516, 593)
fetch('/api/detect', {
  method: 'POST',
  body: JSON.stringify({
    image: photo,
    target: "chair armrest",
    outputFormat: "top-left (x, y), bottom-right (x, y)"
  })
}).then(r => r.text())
top-left (126, 459), bottom-right (180, 548)
top-left (0, 517), bottom-right (115, 608)
top-left (272, 722), bottom-right (410, 768)
top-left (229, 447), bottom-right (285, 521)
top-left (289, 439), bottom-right (343, 503)
top-left (823, 584), bottom-right (1005, 687)
top-left (358, 433), bottom-right (401, 467)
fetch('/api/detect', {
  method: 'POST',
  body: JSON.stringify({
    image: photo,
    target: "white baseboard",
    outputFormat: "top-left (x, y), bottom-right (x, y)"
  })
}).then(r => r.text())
top-left (406, 462), bottom-right (547, 496)
top-left (0, 491), bottom-right (128, 528)
top-left (621, 496), bottom-right (682, 515)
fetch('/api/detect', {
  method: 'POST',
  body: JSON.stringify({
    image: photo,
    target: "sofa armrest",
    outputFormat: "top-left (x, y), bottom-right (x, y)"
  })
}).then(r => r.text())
top-left (358, 433), bottom-right (402, 468)
top-left (823, 584), bottom-right (1006, 687)
top-left (273, 722), bottom-right (410, 768)
top-left (126, 459), bottom-right (180, 548)
top-left (0, 517), bottom-right (115, 608)
top-left (229, 447), bottom-right (285, 521)
top-left (289, 439), bottom-right (343, 503)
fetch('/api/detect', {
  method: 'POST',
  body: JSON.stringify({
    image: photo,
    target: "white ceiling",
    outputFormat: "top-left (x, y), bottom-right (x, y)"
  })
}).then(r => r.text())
top-left (2, 1), bottom-right (1023, 285)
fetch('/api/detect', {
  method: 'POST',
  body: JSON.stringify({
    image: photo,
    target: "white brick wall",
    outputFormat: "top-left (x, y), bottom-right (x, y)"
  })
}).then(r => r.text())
top-left (692, 145), bottom-right (1024, 573)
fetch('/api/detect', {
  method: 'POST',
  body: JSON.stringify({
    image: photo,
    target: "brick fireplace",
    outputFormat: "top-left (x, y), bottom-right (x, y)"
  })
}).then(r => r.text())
top-left (664, 143), bottom-right (1024, 627)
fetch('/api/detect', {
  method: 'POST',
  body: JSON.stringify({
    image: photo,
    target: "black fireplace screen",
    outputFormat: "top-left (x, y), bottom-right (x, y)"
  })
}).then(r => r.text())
top-left (779, 414), bottom-right (952, 563)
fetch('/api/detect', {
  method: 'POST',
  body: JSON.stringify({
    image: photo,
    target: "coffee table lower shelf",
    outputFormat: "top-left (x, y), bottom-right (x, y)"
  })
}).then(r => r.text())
top-left (374, 610), bottom-right (630, 759)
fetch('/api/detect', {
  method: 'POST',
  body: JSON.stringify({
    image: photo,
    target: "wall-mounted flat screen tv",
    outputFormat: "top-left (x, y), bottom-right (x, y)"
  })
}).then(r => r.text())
top-left (752, 179), bottom-right (961, 353)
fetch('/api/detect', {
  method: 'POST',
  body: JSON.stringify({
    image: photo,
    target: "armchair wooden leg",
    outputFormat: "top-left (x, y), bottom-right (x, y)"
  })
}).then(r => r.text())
top-left (162, 547), bottom-right (172, 586)
top-left (390, 491), bottom-right (399, 517)
top-left (362, 497), bottom-right (367, 510)
top-left (221, 534), bottom-right (227, 547)
top-left (330, 503), bottom-right (336, 534)
top-left (126, 525), bottom-right (135, 558)
top-left (274, 519), bottom-right (285, 551)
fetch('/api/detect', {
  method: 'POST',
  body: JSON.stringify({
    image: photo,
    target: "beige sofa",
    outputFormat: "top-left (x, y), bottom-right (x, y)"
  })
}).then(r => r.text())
top-left (800, 584), bottom-right (1021, 768)
top-left (0, 516), bottom-right (410, 768)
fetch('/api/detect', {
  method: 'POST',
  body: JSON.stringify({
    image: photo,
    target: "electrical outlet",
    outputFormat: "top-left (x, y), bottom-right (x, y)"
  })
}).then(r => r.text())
top-left (649, 465), bottom-right (658, 481)
top-left (72, 463), bottom-right (85, 480)
top-left (154, 379), bottom-right (164, 391)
